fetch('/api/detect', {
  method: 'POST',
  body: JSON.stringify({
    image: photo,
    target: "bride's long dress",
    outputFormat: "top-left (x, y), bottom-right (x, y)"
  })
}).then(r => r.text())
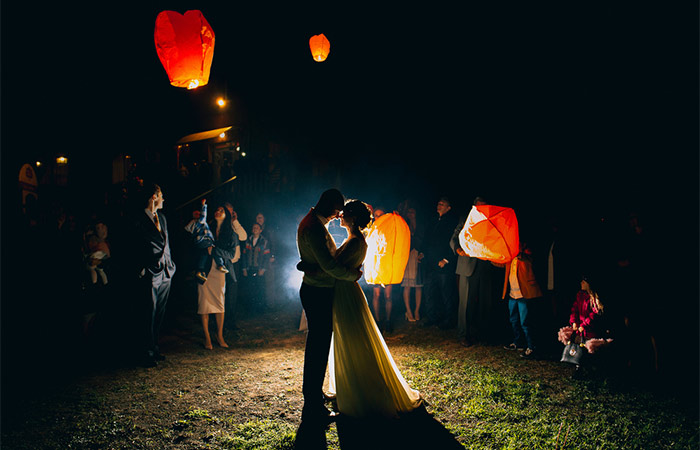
top-left (327, 236), bottom-right (421, 418)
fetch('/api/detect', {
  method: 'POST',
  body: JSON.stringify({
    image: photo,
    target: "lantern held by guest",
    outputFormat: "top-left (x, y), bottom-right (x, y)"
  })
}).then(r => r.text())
top-left (309, 34), bottom-right (330, 62)
top-left (154, 10), bottom-right (215, 89)
top-left (364, 212), bottom-right (411, 285)
top-left (459, 205), bottom-right (519, 264)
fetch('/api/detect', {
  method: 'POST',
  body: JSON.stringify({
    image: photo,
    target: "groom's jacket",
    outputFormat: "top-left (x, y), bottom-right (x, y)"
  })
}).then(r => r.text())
top-left (297, 208), bottom-right (357, 288)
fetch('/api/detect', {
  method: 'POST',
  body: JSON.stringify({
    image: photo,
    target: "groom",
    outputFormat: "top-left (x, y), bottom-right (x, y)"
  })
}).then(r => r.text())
top-left (297, 188), bottom-right (360, 423)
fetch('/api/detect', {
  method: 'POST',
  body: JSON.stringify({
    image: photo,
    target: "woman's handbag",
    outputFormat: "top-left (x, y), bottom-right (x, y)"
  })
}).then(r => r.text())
top-left (560, 332), bottom-right (587, 365)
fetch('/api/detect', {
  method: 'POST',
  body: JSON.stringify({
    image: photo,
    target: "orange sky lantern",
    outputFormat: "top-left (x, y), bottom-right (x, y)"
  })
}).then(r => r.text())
top-left (364, 212), bottom-right (411, 285)
top-left (458, 205), bottom-right (520, 264)
top-left (154, 10), bottom-right (215, 89)
top-left (309, 34), bottom-right (330, 62)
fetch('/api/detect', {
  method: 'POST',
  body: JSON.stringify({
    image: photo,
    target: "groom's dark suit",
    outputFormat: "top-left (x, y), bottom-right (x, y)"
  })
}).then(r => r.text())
top-left (296, 207), bottom-right (357, 420)
top-left (134, 209), bottom-right (176, 364)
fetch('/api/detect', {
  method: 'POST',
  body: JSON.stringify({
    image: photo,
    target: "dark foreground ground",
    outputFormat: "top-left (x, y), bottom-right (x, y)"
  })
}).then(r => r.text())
top-left (1, 291), bottom-right (698, 449)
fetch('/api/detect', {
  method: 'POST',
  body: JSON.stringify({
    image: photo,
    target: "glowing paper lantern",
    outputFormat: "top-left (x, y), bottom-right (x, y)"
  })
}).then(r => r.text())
top-left (309, 34), bottom-right (330, 62)
top-left (458, 205), bottom-right (519, 264)
top-left (154, 10), bottom-right (215, 89)
top-left (364, 212), bottom-right (411, 285)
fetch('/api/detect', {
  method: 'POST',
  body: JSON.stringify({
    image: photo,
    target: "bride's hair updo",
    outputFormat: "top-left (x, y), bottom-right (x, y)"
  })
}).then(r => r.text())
top-left (342, 200), bottom-right (372, 232)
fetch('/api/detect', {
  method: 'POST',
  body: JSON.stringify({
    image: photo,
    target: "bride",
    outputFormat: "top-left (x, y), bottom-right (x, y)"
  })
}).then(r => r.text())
top-left (326, 199), bottom-right (421, 418)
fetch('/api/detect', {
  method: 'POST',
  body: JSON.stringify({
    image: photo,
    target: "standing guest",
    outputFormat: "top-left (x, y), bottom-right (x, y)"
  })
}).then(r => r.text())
top-left (197, 205), bottom-right (239, 349)
top-left (400, 206), bottom-right (424, 322)
top-left (242, 222), bottom-right (272, 313)
top-left (498, 242), bottom-right (543, 359)
top-left (255, 212), bottom-right (278, 309)
top-left (421, 196), bottom-right (459, 329)
top-left (451, 196), bottom-right (489, 347)
top-left (223, 202), bottom-right (247, 330)
top-left (133, 183), bottom-right (176, 367)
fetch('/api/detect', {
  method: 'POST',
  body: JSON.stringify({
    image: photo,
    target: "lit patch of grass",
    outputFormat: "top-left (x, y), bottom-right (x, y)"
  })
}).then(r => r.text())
top-left (184, 408), bottom-right (212, 420)
top-left (404, 353), bottom-right (699, 449)
top-left (217, 419), bottom-right (296, 449)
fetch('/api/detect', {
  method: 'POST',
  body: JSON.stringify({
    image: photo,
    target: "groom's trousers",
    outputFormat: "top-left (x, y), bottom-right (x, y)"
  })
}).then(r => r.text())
top-left (299, 283), bottom-right (334, 413)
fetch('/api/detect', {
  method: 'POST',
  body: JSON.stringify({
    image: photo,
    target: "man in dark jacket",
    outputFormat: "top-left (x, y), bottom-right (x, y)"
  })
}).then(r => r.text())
top-left (421, 196), bottom-right (459, 329)
top-left (132, 183), bottom-right (176, 367)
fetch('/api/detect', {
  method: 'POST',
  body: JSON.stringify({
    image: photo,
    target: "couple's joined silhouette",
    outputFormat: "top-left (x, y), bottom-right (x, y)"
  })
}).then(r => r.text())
top-left (296, 189), bottom-right (421, 423)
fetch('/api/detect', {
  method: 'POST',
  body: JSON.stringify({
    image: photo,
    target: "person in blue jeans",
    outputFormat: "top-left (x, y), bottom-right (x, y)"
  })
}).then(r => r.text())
top-left (184, 199), bottom-right (229, 283)
top-left (497, 242), bottom-right (543, 359)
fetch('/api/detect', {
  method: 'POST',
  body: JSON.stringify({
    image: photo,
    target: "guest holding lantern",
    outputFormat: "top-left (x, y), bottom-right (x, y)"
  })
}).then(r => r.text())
top-left (498, 242), bottom-right (543, 359)
top-left (364, 205), bottom-right (411, 333)
top-left (367, 206), bottom-right (394, 331)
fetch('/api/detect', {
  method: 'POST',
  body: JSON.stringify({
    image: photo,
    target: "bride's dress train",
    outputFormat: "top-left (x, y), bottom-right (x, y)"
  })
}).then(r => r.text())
top-left (326, 237), bottom-right (421, 418)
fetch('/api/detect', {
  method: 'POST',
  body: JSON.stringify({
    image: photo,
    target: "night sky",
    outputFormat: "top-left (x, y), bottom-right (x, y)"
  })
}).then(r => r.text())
top-left (2, 2), bottom-right (697, 221)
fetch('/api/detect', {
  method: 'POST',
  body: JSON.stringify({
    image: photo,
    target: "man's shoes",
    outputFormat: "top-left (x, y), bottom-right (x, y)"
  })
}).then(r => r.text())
top-left (217, 266), bottom-right (230, 274)
top-left (520, 348), bottom-right (537, 359)
top-left (438, 321), bottom-right (455, 330)
top-left (504, 343), bottom-right (525, 351)
top-left (459, 338), bottom-right (473, 348)
top-left (137, 356), bottom-right (157, 368)
top-left (420, 319), bottom-right (437, 328)
top-left (384, 320), bottom-right (394, 333)
top-left (195, 272), bottom-right (207, 284)
top-left (301, 406), bottom-right (339, 424)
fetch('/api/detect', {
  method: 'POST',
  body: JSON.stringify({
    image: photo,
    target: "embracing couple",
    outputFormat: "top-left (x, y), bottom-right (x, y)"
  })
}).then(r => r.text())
top-left (297, 189), bottom-right (421, 424)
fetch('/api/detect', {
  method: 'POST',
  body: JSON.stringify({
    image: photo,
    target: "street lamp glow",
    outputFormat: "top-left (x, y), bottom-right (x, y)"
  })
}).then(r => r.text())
top-left (216, 97), bottom-right (226, 107)
top-left (241, 152), bottom-right (246, 157)
top-left (35, 161), bottom-right (42, 167)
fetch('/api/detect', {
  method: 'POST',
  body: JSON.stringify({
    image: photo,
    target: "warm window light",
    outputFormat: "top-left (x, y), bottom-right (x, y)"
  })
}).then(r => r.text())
top-left (217, 98), bottom-right (226, 107)
top-left (56, 156), bottom-right (68, 165)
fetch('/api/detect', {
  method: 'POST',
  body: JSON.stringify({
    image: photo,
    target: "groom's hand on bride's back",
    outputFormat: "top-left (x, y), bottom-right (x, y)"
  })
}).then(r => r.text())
top-left (296, 260), bottom-right (320, 275)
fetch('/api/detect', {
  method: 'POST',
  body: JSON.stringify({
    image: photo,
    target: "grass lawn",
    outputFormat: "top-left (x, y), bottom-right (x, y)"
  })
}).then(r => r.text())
top-left (1, 302), bottom-right (697, 449)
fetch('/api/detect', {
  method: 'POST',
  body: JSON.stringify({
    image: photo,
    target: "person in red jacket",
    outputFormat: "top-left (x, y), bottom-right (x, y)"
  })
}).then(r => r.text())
top-left (499, 242), bottom-right (543, 359)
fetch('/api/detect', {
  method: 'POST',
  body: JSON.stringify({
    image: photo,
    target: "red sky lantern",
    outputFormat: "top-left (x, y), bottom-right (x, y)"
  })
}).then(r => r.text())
top-left (459, 205), bottom-right (520, 264)
top-left (154, 10), bottom-right (215, 89)
top-left (309, 34), bottom-right (330, 62)
top-left (364, 212), bottom-right (411, 285)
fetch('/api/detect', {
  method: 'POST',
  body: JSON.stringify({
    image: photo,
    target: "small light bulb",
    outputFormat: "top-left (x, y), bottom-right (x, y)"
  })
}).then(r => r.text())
top-left (217, 98), bottom-right (226, 107)
top-left (241, 152), bottom-right (247, 157)
top-left (35, 161), bottom-right (42, 167)
top-left (219, 132), bottom-right (226, 139)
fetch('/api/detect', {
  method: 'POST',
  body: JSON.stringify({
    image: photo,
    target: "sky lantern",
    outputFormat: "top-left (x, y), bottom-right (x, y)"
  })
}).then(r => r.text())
top-left (364, 212), bottom-right (411, 285)
top-left (154, 10), bottom-right (215, 89)
top-left (309, 34), bottom-right (330, 62)
top-left (459, 205), bottom-right (520, 264)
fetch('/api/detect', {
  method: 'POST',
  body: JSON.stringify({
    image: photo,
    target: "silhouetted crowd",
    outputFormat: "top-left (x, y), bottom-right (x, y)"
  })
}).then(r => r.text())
top-left (5, 185), bottom-right (686, 392)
